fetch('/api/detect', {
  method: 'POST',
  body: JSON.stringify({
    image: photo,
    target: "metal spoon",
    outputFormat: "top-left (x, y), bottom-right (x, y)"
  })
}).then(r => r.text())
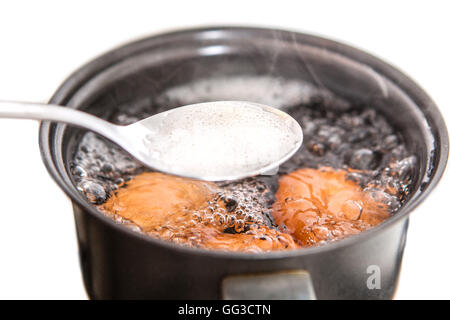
top-left (0, 100), bottom-right (302, 181)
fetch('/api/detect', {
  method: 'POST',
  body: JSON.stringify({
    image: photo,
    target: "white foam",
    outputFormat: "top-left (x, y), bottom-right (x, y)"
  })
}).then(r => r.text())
top-left (138, 101), bottom-right (302, 180)
top-left (160, 76), bottom-right (323, 109)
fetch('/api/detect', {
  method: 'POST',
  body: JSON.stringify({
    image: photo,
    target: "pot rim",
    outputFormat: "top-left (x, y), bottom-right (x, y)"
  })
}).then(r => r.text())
top-left (39, 25), bottom-right (449, 260)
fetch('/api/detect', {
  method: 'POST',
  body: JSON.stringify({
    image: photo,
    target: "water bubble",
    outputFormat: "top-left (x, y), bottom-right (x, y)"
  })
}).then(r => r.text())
top-left (312, 225), bottom-right (330, 239)
top-left (79, 180), bottom-right (107, 204)
top-left (350, 148), bottom-right (376, 170)
top-left (327, 134), bottom-right (342, 149)
top-left (235, 220), bottom-right (245, 233)
top-left (384, 135), bottom-right (398, 150)
top-left (72, 165), bottom-right (87, 178)
top-left (348, 128), bottom-right (370, 143)
top-left (307, 142), bottom-right (326, 156)
top-left (214, 213), bottom-right (225, 225)
top-left (364, 188), bottom-right (395, 206)
top-left (226, 214), bottom-right (236, 227)
top-left (391, 156), bottom-right (417, 180)
top-left (101, 163), bottom-right (114, 173)
top-left (341, 200), bottom-right (363, 220)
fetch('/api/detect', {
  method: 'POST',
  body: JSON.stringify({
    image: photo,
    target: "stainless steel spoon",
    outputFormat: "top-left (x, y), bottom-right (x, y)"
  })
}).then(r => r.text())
top-left (0, 100), bottom-right (302, 181)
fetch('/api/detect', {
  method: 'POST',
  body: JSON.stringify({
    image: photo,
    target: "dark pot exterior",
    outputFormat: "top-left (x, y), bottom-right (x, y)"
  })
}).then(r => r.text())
top-left (73, 201), bottom-right (409, 299)
top-left (39, 27), bottom-right (448, 300)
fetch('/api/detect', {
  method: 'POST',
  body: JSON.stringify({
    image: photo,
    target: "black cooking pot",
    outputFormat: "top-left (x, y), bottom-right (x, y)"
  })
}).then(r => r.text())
top-left (39, 26), bottom-right (448, 300)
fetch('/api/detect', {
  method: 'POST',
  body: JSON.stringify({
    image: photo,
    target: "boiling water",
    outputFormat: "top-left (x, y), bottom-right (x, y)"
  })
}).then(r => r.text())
top-left (99, 168), bottom-right (393, 252)
top-left (71, 78), bottom-right (416, 252)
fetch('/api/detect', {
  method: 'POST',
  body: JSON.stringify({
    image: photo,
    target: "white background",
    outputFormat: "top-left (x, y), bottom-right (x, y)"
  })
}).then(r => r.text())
top-left (0, 0), bottom-right (448, 299)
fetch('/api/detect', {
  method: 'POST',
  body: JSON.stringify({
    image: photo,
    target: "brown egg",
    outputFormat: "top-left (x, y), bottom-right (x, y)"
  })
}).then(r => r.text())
top-left (272, 167), bottom-right (390, 246)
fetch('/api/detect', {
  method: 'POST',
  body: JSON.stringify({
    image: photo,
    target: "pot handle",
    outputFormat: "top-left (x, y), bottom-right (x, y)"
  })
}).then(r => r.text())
top-left (221, 270), bottom-right (316, 300)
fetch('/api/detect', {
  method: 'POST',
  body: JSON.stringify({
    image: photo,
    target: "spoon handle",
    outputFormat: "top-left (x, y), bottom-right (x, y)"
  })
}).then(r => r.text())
top-left (0, 100), bottom-right (120, 141)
